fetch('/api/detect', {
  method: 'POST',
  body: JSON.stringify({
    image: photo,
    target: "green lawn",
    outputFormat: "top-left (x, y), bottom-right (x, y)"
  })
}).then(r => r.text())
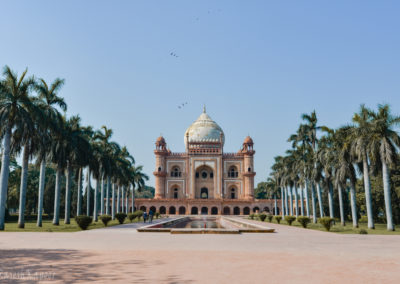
top-left (0, 218), bottom-right (141, 232)
top-left (252, 217), bottom-right (400, 235)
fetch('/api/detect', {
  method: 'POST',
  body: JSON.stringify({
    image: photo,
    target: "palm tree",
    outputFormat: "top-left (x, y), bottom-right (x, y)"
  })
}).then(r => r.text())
top-left (0, 66), bottom-right (35, 230)
top-left (11, 100), bottom-right (41, 228)
top-left (271, 156), bottom-right (285, 217)
top-left (350, 105), bottom-right (375, 229)
top-left (130, 164), bottom-right (148, 212)
top-left (35, 78), bottom-right (66, 227)
top-left (335, 126), bottom-right (358, 227)
top-left (368, 104), bottom-right (400, 231)
top-left (302, 111), bottom-right (328, 218)
top-left (64, 116), bottom-right (91, 224)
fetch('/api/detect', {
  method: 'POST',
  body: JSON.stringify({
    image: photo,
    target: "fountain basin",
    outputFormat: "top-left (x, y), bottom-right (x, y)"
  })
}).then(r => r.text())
top-left (137, 216), bottom-right (275, 234)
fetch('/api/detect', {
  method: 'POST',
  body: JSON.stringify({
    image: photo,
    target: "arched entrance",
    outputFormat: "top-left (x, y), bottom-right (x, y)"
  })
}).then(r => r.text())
top-left (169, 206), bottom-right (176, 215)
top-left (201, 188), bottom-right (208, 199)
top-left (263, 207), bottom-right (270, 213)
top-left (195, 165), bottom-right (214, 199)
top-left (150, 206), bottom-right (156, 213)
top-left (223, 206), bottom-right (230, 215)
top-left (159, 206), bottom-right (166, 214)
top-left (140, 206), bottom-right (146, 212)
top-left (179, 206), bottom-right (186, 215)
top-left (253, 207), bottom-right (260, 213)
top-left (233, 207), bottom-right (240, 215)
top-left (191, 207), bottom-right (198, 215)
top-left (243, 207), bottom-right (250, 215)
top-left (211, 207), bottom-right (218, 215)
top-left (201, 207), bottom-right (208, 215)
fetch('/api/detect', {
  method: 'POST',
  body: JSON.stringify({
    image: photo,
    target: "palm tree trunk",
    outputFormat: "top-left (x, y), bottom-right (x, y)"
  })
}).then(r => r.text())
top-left (316, 182), bottom-right (324, 217)
top-left (285, 187), bottom-right (289, 216)
top-left (117, 185), bottom-right (120, 213)
top-left (53, 165), bottom-right (62, 225)
top-left (93, 178), bottom-right (99, 222)
top-left (338, 184), bottom-right (345, 226)
top-left (76, 168), bottom-right (82, 216)
top-left (362, 153), bottom-right (374, 229)
top-left (288, 186), bottom-right (293, 216)
top-left (36, 159), bottom-right (46, 227)
top-left (18, 144), bottom-right (30, 228)
top-left (311, 183), bottom-right (317, 223)
top-left (300, 186), bottom-right (304, 216)
top-left (121, 186), bottom-right (125, 213)
top-left (294, 185), bottom-right (298, 217)
top-left (112, 183), bottom-right (116, 220)
top-left (131, 185), bottom-right (135, 213)
top-left (281, 187), bottom-right (285, 219)
top-left (100, 174), bottom-right (105, 216)
top-left (328, 181), bottom-right (334, 218)
top-left (382, 159), bottom-right (394, 231)
top-left (349, 180), bottom-right (358, 228)
top-left (86, 168), bottom-right (91, 216)
top-left (305, 180), bottom-right (310, 217)
top-left (274, 195), bottom-right (277, 215)
top-left (0, 127), bottom-right (12, 230)
top-left (124, 187), bottom-right (128, 214)
top-left (106, 176), bottom-right (110, 215)
top-left (64, 163), bottom-right (72, 224)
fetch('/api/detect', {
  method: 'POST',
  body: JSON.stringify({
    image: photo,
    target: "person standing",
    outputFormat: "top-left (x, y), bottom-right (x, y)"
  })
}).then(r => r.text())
top-left (149, 210), bottom-right (154, 223)
top-left (143, 211), bottom-right (147, 223)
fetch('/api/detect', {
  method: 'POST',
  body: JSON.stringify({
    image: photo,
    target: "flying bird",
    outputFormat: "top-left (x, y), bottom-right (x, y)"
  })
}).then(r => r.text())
top-left (170, 52), bottom-right (179, 58)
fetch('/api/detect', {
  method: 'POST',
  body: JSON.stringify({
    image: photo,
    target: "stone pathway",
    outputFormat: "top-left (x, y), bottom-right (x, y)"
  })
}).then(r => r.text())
top-left (0, 216), bottom-right (399, 283)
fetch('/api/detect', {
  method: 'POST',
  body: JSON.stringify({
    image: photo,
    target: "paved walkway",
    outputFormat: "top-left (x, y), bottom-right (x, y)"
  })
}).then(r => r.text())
top-left (0, 217), bottom-right (399, 283)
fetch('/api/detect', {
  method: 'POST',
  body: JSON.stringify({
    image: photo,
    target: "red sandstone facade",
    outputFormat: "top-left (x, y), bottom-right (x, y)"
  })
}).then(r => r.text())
top-left (135, 108), bottom-right (280, 215)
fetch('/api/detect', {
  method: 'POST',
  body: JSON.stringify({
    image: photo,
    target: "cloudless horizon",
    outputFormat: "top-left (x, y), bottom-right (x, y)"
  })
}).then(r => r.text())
top-left (1, 1), bottom-right (399, 187)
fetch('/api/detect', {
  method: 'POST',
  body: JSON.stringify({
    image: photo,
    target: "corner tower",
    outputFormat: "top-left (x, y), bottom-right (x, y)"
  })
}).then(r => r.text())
top-left (154, 136), bottom-right (167, 199)
top-left (241, 136), bottom-right (256, 200)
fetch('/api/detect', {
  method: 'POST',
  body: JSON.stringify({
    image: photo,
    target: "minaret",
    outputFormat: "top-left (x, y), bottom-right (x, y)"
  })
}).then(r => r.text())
top-left (242, 136), bottom-right (256, 200)
top-left (154, 136), bottom-right (167, 199)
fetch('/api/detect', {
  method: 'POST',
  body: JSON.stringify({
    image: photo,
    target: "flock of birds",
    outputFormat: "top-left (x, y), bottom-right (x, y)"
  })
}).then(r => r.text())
top-left (169, 9), bottom-right (222, 61)
top-left (178, 102), bottom-right (188, 109)
top-left (171, 9), bottom-right (222, 110)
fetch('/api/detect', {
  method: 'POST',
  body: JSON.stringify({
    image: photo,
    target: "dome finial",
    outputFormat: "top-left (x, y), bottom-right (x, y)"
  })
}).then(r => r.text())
top-left (203, 104), bottom-right (206, 113)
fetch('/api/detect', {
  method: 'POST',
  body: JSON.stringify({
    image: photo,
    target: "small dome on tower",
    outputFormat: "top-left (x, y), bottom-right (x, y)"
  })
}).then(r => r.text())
top-left (156, 136), bottom-right (166, 145)
top-left (244, 136), bottom-right (254, 145)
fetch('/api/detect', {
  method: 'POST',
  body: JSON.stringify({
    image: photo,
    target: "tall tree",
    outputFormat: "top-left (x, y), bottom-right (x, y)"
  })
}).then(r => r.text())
top-left (35, 78), bottom-right (66, 226)
top-left (0, 66), bottom-right (35, 230)
top-left (368, 104), bottom-right (400, 231)
top-left (350, 105), bottom-right (375, 229)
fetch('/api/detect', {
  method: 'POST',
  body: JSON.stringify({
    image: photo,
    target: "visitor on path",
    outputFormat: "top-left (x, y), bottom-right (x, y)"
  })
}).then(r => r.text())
top-left (149, 210), bottom-right (154, 223)
top-left (143, 211), bottom-right (148, 223)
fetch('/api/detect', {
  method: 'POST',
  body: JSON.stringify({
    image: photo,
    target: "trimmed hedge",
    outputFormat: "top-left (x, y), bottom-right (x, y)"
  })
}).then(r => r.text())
top-left (99, 215), bottom-right (112, 227)
top-left (75, 215), bottom-right (93, 230)
top-left (319, 217), bottom-right (334, 231)
top-left (285, 215), bottom-right (296, 226)
top-left (115, 213), bottom-right (127, 224)
top-left (133, 210), bottom-right (143, 220)
top-left (128, 213), bottom-right (135, 222)
top-left (259, 213), bottom-right (267, 222)
top-left (275, 216), bottom-right (282, 224)
top-left (267, 214), bottom-right (273, 222)
top-left (297, 216), bottom-right (311, 228)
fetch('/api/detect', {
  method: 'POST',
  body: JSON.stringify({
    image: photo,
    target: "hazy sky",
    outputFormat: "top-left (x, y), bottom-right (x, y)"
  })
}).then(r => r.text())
top-left (1, 1), bottom-right (399, 187)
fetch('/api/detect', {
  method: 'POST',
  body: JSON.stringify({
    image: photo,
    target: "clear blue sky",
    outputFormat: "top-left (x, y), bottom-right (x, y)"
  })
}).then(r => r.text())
top-left (1, 1), bottom-right (399, 187)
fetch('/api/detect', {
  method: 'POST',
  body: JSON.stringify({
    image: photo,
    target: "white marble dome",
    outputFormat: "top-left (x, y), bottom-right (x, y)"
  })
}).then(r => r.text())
top-left (184, 107), bottom-right (225, 146)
